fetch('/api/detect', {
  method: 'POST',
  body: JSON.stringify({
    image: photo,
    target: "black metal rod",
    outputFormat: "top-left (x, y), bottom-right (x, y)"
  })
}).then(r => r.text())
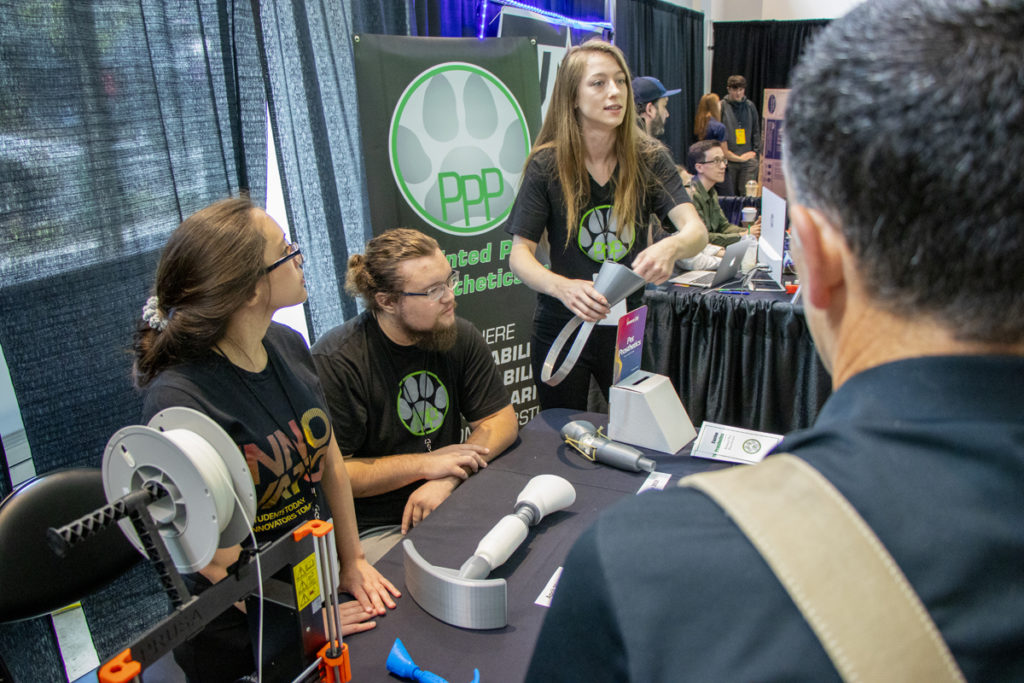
top-left (47, 482), bottom-right (165, 557)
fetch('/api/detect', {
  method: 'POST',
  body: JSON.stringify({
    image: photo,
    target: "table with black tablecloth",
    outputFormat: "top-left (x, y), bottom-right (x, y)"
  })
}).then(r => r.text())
top-left (642, 282), bottom-right (831, 435)
top-left (345, 409), bottom-right (726, 682)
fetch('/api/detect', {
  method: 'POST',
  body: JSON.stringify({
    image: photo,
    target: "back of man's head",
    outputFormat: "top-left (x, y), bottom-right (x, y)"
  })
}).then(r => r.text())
top-left (784, 0), bottom-right (1023, 344)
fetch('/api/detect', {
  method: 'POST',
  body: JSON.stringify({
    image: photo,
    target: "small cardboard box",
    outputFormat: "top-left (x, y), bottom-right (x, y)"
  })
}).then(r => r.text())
top-left (608, 370), bottom-right (696, 454)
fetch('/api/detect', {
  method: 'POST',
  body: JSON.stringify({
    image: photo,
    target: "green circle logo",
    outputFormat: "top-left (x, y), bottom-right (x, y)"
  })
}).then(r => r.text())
top-left (397, 371), bottom-right (449, 436)
top-left (742, 439), bottom-right (761, 455)
top-left (578, 205), bottom-right (635, 262)
top-left (389, 63), bottom-right (530, 236)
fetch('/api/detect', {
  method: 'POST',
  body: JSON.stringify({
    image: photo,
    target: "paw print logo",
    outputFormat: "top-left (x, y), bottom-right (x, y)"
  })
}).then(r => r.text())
top-left (397, 371), bottom-right (449, 436)
top-left (577, 205), bottom-right (635, 262)
top-left (390, 63), bottom-right (530, 235)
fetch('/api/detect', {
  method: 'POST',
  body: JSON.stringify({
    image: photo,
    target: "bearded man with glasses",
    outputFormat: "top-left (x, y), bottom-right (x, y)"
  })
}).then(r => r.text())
top-left (311, 228), bottom-right (517, 563)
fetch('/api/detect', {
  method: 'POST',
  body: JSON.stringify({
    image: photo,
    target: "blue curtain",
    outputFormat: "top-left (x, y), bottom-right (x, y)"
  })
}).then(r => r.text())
top-left (251, 0), bottom-right (370, 339)
top-left (0, 1), bottom-right (266, 678)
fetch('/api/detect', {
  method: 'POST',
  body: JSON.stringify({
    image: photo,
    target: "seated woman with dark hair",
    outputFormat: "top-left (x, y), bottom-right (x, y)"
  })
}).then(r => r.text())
top-left (133, 196), bottom-right (400, 682)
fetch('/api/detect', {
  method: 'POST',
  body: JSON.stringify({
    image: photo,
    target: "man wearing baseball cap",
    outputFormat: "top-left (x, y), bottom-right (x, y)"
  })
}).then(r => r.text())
top-left (632, 76), bottom-right (680, 138)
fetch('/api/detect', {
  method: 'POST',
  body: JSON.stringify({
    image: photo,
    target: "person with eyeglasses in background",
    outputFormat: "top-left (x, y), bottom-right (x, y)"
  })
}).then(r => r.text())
top-left (685, 139), bottom-right (761, 255)
top-left (133, 196), bottom-right (400, 682)
top-left (311, 228), bottom-right (517, 563)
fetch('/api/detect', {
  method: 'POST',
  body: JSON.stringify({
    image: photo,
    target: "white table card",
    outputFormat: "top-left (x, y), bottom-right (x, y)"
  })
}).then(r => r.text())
top-left (691, 422), bottom-right (783, 465)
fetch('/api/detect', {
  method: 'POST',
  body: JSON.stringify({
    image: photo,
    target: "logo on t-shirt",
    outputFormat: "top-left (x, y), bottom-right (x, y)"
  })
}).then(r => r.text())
top-left (578, 204), bottom-right (635, 262)
top-left (244, 408), bottom-right (331, 533)
top-left (397, 370), bottom-right (449, 435)
top-left (389, 62), bottom-right (530, 236)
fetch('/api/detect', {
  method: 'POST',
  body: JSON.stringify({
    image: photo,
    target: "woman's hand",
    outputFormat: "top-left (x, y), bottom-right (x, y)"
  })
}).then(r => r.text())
top-left (339, 557), bottom-right (401, 616)
top-left (556, 278), bottom-right (610, 322)
top-left (632, 239), bottom-right (682, 285)
top-left (510, 237), bottom-right (609, 322)
top-left (338, 599), bottom-right (379, 636)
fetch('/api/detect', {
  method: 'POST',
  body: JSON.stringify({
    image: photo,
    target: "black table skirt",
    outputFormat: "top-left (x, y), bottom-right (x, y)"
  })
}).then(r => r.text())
top-left (643, 285), bottom-right (831, 435)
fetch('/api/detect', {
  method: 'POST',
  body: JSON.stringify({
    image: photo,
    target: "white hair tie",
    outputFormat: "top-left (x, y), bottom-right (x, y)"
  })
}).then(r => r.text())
top-left (142, 295), bottom-right (170, 332)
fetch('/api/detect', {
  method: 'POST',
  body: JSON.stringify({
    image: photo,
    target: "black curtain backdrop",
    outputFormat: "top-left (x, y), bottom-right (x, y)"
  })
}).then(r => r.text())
top-left (643, 287), bottom-right (831, 435)
top-left (617, 0), bottom-right (704, 163)
top-left (711, 20), bottom-right (829, 120)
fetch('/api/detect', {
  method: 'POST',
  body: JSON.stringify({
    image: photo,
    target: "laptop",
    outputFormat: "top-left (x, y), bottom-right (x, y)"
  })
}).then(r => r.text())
top-left (670, 240), bottom-right (747, 288)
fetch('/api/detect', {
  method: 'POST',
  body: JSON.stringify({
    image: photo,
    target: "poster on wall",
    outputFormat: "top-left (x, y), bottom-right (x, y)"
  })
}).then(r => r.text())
top-left (761, 88), bottom-right (789, 200)
top-left (353, 35), bottom-right (543, 427)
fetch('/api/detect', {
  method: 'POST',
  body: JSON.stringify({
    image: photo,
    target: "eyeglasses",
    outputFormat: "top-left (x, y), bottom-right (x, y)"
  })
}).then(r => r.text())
top-left (266, 243), bottom-right (302, 273)
top-left (699, 157), bottom-right (728, 167)
top-left (400, 270), bottom-right (460, 301)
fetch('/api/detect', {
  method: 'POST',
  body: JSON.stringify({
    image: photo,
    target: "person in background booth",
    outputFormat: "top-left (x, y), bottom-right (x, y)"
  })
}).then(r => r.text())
top-left (311, 228), bottom-right (517, 563)
top-left (526, 0), bottom-right (1024, 678)
top-left (133, 197), bottom-right (400, 682)
top-left (694, 92), bottom-right (728, 194)
top-left (506, 40), bottom-right (707, 411)
top-left (693, 92), bottom-right (726, 144)
top-left (632, 75), bottom-right (679, 139)
top-left (720, 74), bottom-right (760, 195)
top-left (685, 139), bottom-right (761, 252)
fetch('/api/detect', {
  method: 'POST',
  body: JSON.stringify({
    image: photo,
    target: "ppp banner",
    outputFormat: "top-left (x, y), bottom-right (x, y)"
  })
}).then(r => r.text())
top-left (353, 35), bottom-right (542, 427)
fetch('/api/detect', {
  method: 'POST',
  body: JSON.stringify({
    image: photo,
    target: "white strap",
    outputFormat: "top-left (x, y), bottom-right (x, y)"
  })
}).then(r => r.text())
top-left (681, 454), bottom-right (965, 682)
top-left (541, 260), bottom-right (646, 386)
top-left (541, 317), bottom-right (593, 387)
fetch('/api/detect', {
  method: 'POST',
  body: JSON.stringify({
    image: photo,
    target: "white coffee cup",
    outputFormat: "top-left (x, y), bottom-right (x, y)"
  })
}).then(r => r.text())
top-left (741, 206), bottom-right (758, 224)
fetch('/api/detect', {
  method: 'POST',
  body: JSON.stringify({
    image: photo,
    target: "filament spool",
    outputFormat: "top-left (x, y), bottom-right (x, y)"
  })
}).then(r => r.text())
top-left (102, 407), bottom-right (256, 573)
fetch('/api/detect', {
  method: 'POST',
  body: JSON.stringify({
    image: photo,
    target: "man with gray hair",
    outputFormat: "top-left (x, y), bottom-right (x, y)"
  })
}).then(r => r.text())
top-left (526, 0), bottom-right (1024, 679)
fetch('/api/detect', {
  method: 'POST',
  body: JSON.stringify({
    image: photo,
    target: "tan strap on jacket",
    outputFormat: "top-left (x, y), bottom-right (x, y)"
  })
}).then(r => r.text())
top-left (681, 454), bottom-right (965, 682)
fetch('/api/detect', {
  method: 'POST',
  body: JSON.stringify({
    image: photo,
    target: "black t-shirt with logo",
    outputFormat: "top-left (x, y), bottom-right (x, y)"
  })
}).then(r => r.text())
top-left (142, 323), bottom-right (331, 545)
top-left (505, 146), bottom-right (690, 324)
top-left (311, 311), bottom-right (510, 531)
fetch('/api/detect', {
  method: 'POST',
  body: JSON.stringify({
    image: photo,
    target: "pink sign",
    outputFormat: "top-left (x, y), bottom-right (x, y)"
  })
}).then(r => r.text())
top-left (614, 305), bottom-right (647, 384)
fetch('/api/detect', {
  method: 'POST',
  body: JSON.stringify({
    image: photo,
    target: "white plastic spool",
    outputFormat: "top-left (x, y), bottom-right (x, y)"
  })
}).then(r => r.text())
top-left (102, 407), bottom-right (257, 573)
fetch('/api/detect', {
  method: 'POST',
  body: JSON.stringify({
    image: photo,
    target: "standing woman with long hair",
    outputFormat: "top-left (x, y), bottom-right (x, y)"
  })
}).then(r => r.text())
top-left (506, 40), bottom-right (707, 410)
top-left (694, 92), bottom-right (727, 143)
top-left (134, 197), bottom-right (400, 682)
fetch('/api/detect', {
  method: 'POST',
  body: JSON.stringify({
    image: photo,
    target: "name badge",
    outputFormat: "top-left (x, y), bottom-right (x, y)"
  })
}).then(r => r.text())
top-left (735, 128), bottom-right (747, 146)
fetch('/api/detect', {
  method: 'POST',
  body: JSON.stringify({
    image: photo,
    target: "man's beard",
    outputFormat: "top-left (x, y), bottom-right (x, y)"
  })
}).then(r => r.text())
top-left (649, 113), bottom-right (665, 137)
top-left (408, 316), bottom-right (458, 351)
